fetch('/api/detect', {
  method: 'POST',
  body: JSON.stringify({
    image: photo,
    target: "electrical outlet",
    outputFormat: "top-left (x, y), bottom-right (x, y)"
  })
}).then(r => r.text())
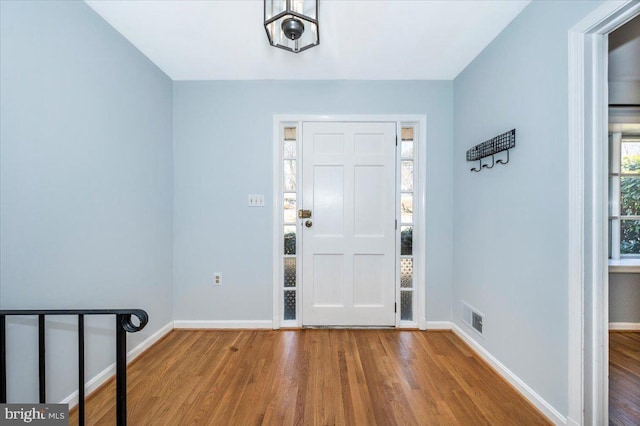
top-left (213, 273), bottom-right (222, 285)
top-left (248, 194), bottom-right (265, 207)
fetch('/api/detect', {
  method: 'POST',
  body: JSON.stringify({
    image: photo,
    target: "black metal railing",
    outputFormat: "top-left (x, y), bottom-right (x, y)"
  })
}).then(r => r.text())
top-left (0, 309), bottom-right (148, 426)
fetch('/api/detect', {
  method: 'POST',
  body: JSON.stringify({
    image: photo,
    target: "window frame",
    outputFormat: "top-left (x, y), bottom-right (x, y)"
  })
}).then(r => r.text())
top-left (608, 132), bottom-right (640, 271)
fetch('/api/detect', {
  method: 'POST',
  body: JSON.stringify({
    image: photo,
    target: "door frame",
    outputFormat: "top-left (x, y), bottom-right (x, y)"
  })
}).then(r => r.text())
top-left (567, 2), bottom-right (640, 425)
top-left (271, 115), bottom-right (427, 330)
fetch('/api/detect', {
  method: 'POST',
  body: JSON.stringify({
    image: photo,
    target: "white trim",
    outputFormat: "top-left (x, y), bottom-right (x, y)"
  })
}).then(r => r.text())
top-left (568, 2), bottom-right (640, 425)
top-left (272, 117), bottom-right (283, 330)
top-left (451, 324), bottom-right (566, 425)
top-left (571, 1), bottom-right (639, 34)
top-left (608, 259), bottom-right (640, 273)
top-left (271, 114), bottom-right (427, 330)
top-left (609, 322), bottom-right (640, 331)
top-left (273, 114), bottom-right (427, 123)
top-left (425, 321), bottom-right (452, 330)
top-left (416, 117), bottom-right (428, 331)
top-left (590, 30), bottom-right (610, 426)
top-left (60, 321), bottom-right (174, 408)
top-left (173, 320), bottom-right (273, 329)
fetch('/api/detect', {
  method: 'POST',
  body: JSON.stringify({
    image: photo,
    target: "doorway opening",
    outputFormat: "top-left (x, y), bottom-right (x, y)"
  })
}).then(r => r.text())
top-left (271, 115), bottom-right (426, 330)
top-left (568, 2), bottom-right (640, 424)
top-left (606, 12), bottom-right (640, 426)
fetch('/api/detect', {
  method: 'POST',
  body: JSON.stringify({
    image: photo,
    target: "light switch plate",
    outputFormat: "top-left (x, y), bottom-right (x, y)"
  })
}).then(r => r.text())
top-left (248, 194), bottom-right (265, 207)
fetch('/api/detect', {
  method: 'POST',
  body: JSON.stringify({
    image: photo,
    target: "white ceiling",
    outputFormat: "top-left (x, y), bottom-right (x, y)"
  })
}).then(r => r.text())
top-left (85, 0), bottom-right (530, 81)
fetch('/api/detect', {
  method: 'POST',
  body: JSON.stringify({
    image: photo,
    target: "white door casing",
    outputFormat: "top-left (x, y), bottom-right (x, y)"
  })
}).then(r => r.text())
top-left (301, 122), bottom-right (396, 326)
top-left (568, 2), bottom-right (640, 425)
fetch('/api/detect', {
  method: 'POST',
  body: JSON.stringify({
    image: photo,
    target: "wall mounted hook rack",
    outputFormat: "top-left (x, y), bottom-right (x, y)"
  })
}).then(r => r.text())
top-left (467, 129), bottom-right (516, 172)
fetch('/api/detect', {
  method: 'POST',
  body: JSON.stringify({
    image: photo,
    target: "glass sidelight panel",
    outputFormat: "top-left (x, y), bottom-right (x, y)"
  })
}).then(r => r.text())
top-left (284, 290), bottom-right (296, 320)
top-left (401, 258), bottom-right (413, 288)
top-left (401, 141), bottom-right (414, 158)
top-left (284, 193), bottom-right (297, 223)
top-left (400, 291), bottom-right (413, 321)
top-left (284, 257), bottom-right (296, 287)
top-left (284, 140), bottom-right (296, 158)
top-left (284, 160), bottom-right (297, 191)
top-left (284, 226), bottom-right (296, 255)
top-left (401, 226), bottom-right (413, 256)
top-left (401, 193), bottom-right (413, 224)
top-left (282, 125), bottom-right (298, 322)
top-left (399, 126), bottom-right (416, 324)
top-left (401, 161), bottom-right (414, 191)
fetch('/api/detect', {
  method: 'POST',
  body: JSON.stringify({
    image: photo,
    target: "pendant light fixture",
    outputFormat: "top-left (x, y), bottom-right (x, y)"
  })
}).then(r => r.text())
top-left (264, 0), bottom-right (319, 53)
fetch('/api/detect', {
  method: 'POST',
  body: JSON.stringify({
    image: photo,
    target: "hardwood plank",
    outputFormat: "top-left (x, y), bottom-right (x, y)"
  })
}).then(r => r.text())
top-left (69, 330), bottom-right (550, 425)
top-left (610, 331), bottom-right (640, 426)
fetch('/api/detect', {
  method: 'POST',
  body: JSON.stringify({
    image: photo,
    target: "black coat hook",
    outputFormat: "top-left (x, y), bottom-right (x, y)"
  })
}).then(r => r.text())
top-left (482, 155), bottom-right (495, 169)
top-left (496, 149), bottom-right (510, 165)
top-left (471, 158), bottom-right (482, 172)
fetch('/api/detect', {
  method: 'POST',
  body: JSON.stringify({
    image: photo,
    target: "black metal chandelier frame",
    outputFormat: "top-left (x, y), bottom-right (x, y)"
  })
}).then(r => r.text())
top-left (264, 0), bottom-right (320, 54)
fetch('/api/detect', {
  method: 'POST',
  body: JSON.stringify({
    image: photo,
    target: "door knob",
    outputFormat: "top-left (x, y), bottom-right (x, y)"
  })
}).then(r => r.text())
top-left (305, 220), bottom-right (313, 228)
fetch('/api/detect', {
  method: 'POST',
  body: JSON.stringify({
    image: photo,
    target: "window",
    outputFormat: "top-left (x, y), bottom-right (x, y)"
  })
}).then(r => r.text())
top-left (282, 125), bottom-right (298, 322)
top-left (399, 126), bottom-right (416, 322)
top-left (609, 132), bottom-right (640, 261)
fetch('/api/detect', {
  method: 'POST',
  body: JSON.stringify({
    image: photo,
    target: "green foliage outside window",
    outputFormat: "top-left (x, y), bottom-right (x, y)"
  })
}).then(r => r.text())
top-left (620, 155), bottom-right (640, 254)
top-left (284, 232), bottom-right (296, 255)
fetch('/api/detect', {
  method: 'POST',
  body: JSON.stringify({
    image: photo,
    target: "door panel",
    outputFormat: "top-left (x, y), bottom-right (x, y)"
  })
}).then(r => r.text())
top-left (302, 122), bottom-right (396, 326)
top-left (354, 165), bottom-right (385, 236)
top-left (313, 166), bottom-right (344, 236)
top-left (312, 254), bottom-right (344, 307)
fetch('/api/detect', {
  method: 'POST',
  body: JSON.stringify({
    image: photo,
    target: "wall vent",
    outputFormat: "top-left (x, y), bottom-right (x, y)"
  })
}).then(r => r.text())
top-left (461, 301), bottom-right (484, 336)
top-left (472, 311), bottom-right (483, 334)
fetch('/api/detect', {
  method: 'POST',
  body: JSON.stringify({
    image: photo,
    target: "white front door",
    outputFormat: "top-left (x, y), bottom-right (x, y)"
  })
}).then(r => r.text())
top-left (301, 122), bottom-right (396, 326)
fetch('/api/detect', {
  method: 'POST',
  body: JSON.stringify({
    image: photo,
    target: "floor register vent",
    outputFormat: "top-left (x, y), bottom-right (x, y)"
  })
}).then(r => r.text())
top-left (462, 301), bottom-right (484, 336)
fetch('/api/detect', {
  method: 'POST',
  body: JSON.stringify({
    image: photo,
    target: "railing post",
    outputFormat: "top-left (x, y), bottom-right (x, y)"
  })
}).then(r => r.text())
top-left (78, 314), bottom-right (85, 426)
top-left (38, 314), bottom-right (45, 403)
top-left (1, 315), bottom-right (6, 403)
top-left (115, 314), bottom-right (127, 426)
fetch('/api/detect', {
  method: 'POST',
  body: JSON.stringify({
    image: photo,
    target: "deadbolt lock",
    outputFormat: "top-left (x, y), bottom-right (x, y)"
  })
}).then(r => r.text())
top-left (298, 209), bottom-right (312, 219)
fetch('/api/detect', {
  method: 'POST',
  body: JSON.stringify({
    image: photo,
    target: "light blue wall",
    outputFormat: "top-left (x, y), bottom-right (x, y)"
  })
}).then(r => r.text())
top-left (453, 0), bottom-right (603, 415)
top-left (172, 81), bottom-right (454, 322)
top-left (0, 0), bottom-right (173, 403)
top-left (609, 273), bottom-right (640, 323)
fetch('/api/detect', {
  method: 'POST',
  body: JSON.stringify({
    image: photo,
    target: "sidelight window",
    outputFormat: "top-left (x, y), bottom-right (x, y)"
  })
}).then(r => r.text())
top-left (282, 126), bottom-right (298, 321)
top-left (399, 126), bottom-right (416, 322)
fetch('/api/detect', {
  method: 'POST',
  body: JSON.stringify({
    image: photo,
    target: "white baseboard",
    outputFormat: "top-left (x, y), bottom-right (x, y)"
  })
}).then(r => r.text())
top-left (60, 321), bottom-right (174, 408)
top-left (609, 322), bottom-right (640, 331)
top-left (425, 321), bottom-right (453, 330)
top-left (451, 323), bottom-right (566, 426)
top-left (173, 320), bottom-right (273, 329)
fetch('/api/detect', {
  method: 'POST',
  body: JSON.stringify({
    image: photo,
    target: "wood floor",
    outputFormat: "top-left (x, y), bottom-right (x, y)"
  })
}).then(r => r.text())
top-left (69, 330), bottom-right (549, 425)
top-left (610, 331), bottom-right (640, 426)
